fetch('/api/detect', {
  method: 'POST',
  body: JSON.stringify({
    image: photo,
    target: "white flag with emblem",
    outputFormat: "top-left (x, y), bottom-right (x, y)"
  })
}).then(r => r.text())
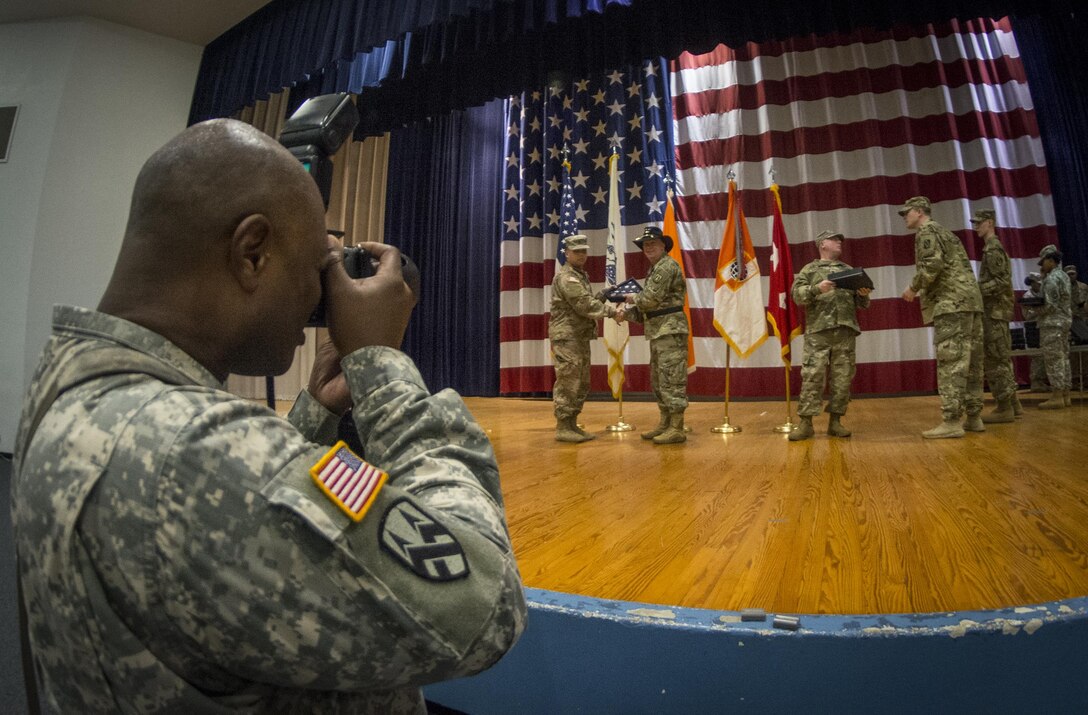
top-left (602, 152), bottom-right (629, 398)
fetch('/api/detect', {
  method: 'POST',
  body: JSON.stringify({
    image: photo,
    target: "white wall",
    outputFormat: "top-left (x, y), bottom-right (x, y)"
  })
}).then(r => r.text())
top-left (0, 18), bottom-right (202, 453)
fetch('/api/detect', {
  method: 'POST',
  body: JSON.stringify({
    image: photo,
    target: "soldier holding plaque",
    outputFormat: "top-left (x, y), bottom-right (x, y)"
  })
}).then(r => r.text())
top-left (788, 229), bottom-right (872, 441)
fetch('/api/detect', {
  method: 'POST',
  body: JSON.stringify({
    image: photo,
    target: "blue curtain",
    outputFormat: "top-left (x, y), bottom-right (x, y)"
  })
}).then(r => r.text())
top-left (1013, 12), bottom-right (1088, 274)
top-left (387, 99), bottom-right (507, 395)
top-left (189, 0), bottom-right (635, 125)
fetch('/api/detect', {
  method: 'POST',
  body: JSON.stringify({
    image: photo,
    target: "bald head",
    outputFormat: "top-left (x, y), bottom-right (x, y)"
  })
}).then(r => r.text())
top-left (100, 119), bottom-right (329, 379)
top-left (123, 119), bottom-right (319, 257)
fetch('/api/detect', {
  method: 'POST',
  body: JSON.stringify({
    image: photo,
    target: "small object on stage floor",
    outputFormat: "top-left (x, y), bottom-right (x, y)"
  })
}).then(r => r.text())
top-left (741, 608), bottom-right (767, 622)
top-left (772, 615), bottom-right (801, 631)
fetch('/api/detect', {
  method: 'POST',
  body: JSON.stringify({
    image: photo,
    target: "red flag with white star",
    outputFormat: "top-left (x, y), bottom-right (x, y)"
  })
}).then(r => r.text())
top-left (766, 183), bottom-right (802, 364)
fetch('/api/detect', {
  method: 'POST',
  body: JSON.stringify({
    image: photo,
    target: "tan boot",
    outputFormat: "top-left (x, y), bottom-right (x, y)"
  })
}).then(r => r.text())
top-left (827, 414), bottom-right (851, 438)
top-left (788, 416), bottom-right (814, 441)
top-left (653, 413), bottom-right (687, 444)
top-left (982, 400), bottom-right (1014, 424)
top-left (572, 415), bottom-right (597, 441)
top-left (1039, 393), bottom-right (1065, 410)
top-left (1011, 393), bottom-right (1024, 418)
top-left (1064, 390), bottom-right (1072, 407)
top-left (556, 417), bottom-right (591, 443)
top-left (922, 419), bottom-right (965, 439)
top-left (641, 409), bottom-right (669, 440)
top-left (963, 412), bottom-right (985, 432)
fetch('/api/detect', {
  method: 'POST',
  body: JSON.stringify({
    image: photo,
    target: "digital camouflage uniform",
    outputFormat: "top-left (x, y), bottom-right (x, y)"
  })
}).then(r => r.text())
top-left (548, 262), bottom-right (618, 419)
top-left (13, 305), bottom-right (527, 714)
top-left (629, 254), bottom-right (689, 413)
top-left (792, 258), bottom-right (871, 416)
top-left (1039, 268), bottom-right (1073, 391)
top-left (976, 234), bottom-right (1018, 403)
top-left (1021, 282), bottom-right (1049, 389)
top-left (910, 220), bottom-right (985, 421)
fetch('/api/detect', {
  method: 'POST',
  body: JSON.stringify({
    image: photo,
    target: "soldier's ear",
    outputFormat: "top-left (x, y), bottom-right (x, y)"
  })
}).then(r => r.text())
top-left (229, 214), bottom-right (273, 292)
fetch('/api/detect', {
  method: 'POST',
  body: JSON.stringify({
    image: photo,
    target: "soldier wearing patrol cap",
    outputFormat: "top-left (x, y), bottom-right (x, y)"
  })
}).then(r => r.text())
top-left (1037, 244), bottom-right (1073, 408)
top-left (788, 229), bottom-right (872, 441)
top-left (549, 233), bottom-right (626, 442)
top-left (624, 225), bottom-right (690, 444)
top-left (899, 196), bottom-right (985, 438)
top-left (1065, 264), bottom-right (1088, 318)
top-left (12, 120), bottom-right (526, 712)
top-left (971, 208), bottom-right (1023, 422)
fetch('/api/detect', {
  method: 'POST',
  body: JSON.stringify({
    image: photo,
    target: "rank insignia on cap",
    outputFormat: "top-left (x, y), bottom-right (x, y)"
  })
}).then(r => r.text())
top-left (310, 441), bottom-right (388, 522)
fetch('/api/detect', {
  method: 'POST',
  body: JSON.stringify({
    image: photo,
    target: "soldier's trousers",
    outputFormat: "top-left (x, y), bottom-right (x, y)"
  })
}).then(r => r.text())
top-left (650, 334), bottom-right (689, 413)
top-left (551, 339), bottom-right (590, 419)
top-left (797, 326), bottom-right (857, 416)
top-left (933, 311), bottom-right (984, 420)
top-left (1040, 324), bottom-right (1071, 391)
top-left (982, 314), bottom-right (1017, 403)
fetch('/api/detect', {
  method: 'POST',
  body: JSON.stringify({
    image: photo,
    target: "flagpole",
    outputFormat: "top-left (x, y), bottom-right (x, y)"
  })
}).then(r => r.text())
top-left (711, 345), bottom-right (741, 433)
top-left (606, 383), bottom-right (634, 432)
top-left (774, 362), bottom-right (795, 433)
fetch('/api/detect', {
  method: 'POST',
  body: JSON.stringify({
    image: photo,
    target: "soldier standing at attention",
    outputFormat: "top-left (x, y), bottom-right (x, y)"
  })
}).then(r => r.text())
top-left (548, 233), bottom-right (625, 442)
top-left (1065, 264), bottom-right (1088, 318)
top-left (12, 120), bottom-right (526, 713)
top-left (624, 226), bottom-right (690, 444)
top-left (788, 229), bottom-right (872, 441)
top-left (1037, 244), bottom-right (1073, 409)
top-left (972, 209), bottom-right (1023, 423)
top-left (1022, 271), bottom-right (1050, 392)
top-left (898, 196), bottom-right (985, 439)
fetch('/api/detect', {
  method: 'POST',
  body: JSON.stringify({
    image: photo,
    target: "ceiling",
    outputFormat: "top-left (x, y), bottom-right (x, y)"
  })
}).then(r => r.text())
top-left (0, 0), bottom-right (274, 46)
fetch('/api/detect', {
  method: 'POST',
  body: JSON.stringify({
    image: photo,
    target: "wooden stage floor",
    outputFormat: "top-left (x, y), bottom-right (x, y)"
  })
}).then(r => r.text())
top-left (463, 391), bottom-right (1088, 616)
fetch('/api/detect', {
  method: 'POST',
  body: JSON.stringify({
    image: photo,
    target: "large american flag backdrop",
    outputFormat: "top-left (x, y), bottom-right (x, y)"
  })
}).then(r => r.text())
top-left (500, 17), bottom-right (1056, 397)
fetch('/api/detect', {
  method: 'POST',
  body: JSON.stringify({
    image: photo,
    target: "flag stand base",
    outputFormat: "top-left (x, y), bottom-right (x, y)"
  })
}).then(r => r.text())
top-left (711, 421), bottom-right (741, 433)
top-left (606, 421), bottom-right (635, 432)
top-left (773, 422), bottom-right (795, 433)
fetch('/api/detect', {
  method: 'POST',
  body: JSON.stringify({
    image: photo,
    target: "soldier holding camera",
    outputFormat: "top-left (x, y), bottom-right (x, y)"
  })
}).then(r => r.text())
top-left (12, 120), bottom-right (526, 712)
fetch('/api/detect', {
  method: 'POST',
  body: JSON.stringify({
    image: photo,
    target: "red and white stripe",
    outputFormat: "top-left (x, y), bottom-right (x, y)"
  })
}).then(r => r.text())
top-left (319, 453), bottom-right (384, 514)
top-left (498, 17), bottom-right (1057, 397)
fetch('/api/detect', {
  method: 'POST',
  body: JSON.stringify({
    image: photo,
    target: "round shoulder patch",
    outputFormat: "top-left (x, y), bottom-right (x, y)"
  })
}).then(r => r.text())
top-left (379, 499), bottom-right (470, 581)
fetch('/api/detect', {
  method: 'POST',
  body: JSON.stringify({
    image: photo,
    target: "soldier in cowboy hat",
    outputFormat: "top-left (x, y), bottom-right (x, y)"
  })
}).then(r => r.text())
top-left (624, 226), bottom-right (689, 444)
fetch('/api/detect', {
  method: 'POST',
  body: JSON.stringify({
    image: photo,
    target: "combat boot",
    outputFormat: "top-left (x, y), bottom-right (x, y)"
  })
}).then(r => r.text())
top-left (982, 399), bottom-right (1014, 423)
top-left (1039, 393), bottom-right (1065, 410)
top-left (1011, 393), bottom-right (1024, 418)
top-left (827, 414), bottom-right (851, 438)
top-left (641, 409), bottom-right (669, 440)
top-left (572, 415), bottom-right (597, 441)
top-left (963, 412), bottom-right (986, 432)
top-left (556, 417), bottom-right (591, 443)
top-left (922, 419), bottom-right (965, 439)
top-left (653, 413), bottom-right (687, 444)
top-left (788, 416), bottom-right (814, 441)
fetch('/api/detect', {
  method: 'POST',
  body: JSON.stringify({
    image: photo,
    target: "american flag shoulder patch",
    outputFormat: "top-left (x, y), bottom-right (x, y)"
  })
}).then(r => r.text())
top-left (309, 441), bottom-right (388, 522)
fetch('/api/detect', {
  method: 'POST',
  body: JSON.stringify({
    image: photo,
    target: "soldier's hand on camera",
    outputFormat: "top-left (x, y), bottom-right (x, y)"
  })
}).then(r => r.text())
top-left (308, 338), bottom-right (352, 414)
top-left (324, 241), bottom-right (418, 356)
